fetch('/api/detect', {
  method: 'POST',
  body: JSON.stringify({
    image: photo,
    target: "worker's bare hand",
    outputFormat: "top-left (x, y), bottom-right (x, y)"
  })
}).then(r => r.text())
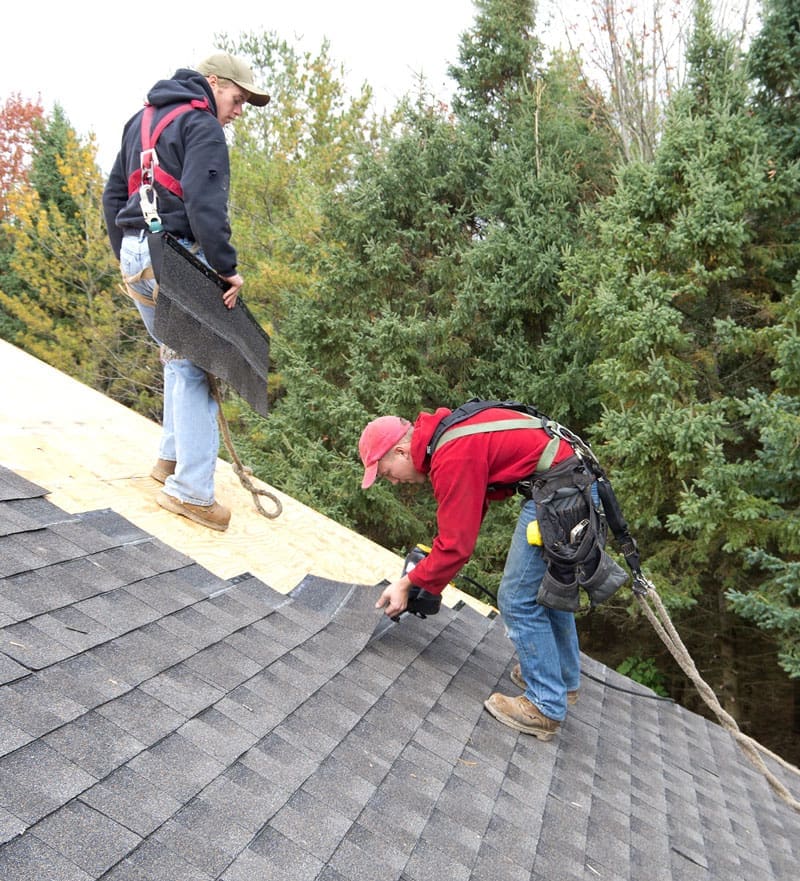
top-left (221, 273), bottom-right (243, 309)
top-left (376, 576), bottom-right (412, 618)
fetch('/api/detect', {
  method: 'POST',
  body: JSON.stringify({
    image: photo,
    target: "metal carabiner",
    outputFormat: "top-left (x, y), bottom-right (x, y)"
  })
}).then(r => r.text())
top-left (138, 183), bottom-right (162, 232)
top-left (632, 572), bottom-right (653, 596)
top-left (552, 421), bottom-right (600, 465)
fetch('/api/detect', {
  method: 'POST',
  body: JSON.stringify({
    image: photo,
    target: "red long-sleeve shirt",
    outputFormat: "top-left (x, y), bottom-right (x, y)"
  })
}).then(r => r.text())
top-left (407, 407), bottom-right (575, 595)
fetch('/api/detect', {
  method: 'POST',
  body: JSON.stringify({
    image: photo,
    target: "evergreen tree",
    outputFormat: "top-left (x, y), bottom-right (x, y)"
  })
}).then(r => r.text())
top-left (221, 32), bottom-right (376, 337)
top-left (237, 98), bottom-right (476, 550)
top-left (234, 0), bottom-right (545, 549)
top-left (449, 0), bottom-right (540, 139)
top-left (554, 0), bottom-right (800, 721)
top-left (450, 50), bottom-right (618, 414)
top-left (748, 0), bottom-right (800, 162)
top-left (730, 0), bottom-right (800, 680)
top-left (723, 268), bottom-right (800, 678)
top-left (239, 3), bottom-right (619, 578)
top-left (28, 105), bottom-right (81, 222)
top-left (746, 0), bottom-right (800, 303)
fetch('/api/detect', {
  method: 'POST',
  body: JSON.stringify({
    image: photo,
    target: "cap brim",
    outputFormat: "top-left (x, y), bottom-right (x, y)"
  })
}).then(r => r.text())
top-left (246, 92), bottom-right (270, 107)
top-left (235, 83), bottom-right (270, 106)
top-left (228, 77), bottom-right (271, 106)
top-left (361, 462), bottom-right (379, 489)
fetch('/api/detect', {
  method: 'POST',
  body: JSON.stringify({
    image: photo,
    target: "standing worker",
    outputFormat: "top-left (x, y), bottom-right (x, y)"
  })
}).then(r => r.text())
top-left (102, 53), bottom-right (270, 532)
top-left (359, 400), bottom-right (620, 741)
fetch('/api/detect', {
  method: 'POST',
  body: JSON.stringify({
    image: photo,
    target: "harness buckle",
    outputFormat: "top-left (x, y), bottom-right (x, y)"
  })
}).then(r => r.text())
top-left (139, 147), bottom-right (158, 186)
top-left (550, 421), bottom-right (601, 466)
top-left (138, 147), bottom-right (163, 230)
top-left (515, 478), bottom-right (535, 499)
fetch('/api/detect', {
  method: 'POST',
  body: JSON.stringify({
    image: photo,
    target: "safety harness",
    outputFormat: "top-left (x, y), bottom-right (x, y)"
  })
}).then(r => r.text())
top-left (426, 398), bottom-right (569, 483)
top-left (120, 98), bottom-right (211, 306)
top-left (429, 407), bottom-right (561, 474)
top-left (426, 399), bottom-right (644, 608)
top-left (126, 98), bottom-right (211, 224)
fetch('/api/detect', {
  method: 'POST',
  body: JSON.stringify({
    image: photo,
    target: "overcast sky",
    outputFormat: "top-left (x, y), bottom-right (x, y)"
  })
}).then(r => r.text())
top-left (2, 0), bottom-right (496, 172)
top-left (3, 2), bottom-right (755, 175)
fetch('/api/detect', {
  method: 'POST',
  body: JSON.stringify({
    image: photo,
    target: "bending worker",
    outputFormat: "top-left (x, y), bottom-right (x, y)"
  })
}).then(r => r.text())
top-left (102, 53), bottom-right (270, 532)
top-left (359, 401), bottom-right (584, 741)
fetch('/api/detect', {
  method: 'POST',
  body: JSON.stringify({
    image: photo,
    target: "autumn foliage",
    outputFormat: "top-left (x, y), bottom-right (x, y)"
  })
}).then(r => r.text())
top-left (0, 93), bottom-right (43, 221)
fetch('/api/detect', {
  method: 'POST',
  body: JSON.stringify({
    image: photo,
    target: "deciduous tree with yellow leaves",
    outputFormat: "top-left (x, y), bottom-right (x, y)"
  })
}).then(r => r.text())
top-left (0, 106), bottom-right (161, 417)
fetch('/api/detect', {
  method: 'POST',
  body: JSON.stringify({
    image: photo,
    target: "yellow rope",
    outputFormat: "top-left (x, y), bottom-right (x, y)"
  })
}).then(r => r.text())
top-left (635, 579), bottom-right (800, 813)
top-left (208, 375), bottom-right (282, 520)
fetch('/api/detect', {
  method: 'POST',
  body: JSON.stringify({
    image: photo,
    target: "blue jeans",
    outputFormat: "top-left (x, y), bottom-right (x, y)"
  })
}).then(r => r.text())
top-left (497, 498), bottom-right (581, 721)
top-left (120, 233), bottom-right (219, 506)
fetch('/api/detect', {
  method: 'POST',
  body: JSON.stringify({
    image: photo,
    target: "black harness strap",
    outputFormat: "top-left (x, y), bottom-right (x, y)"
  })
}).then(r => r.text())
top-left (425, 398), bottom-right (564, 492)
top-left (426, 399), bottom-right (553, 454)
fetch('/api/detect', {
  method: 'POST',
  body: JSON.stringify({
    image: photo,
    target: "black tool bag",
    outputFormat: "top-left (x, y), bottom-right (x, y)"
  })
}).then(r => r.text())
top-left (531, 458), bottom-right (629, 611)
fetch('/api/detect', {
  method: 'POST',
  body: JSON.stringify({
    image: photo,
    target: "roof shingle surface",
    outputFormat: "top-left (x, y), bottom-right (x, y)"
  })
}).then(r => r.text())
top-left (0, 464), bottom-right (797, 880)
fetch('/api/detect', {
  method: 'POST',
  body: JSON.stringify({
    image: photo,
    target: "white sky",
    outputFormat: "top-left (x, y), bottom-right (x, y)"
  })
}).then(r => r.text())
top-left (2, 0), bottom-right (491, 173)
top-left (2, 1), bottom-right (757, 175)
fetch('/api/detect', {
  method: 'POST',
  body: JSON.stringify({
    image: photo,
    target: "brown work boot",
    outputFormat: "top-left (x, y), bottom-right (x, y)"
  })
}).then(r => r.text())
top-left (156, 490), bottom-right (230, 532)
top-left (510, 663), bottom-right (579, 705)
top-left (484, 693), bottom-right (560, 741)
top-left (150, 459), bottom-right (176, 484)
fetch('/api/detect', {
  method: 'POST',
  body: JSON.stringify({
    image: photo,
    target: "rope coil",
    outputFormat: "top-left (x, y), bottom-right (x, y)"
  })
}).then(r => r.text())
top-left (208, 375), bottom-right (282, 520)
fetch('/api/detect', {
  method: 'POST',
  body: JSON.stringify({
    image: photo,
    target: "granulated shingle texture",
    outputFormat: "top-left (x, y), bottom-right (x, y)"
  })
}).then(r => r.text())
top-left (0, 464), bottom-right (797, 880)
top-left (152, 234), bottom-right (271, 417)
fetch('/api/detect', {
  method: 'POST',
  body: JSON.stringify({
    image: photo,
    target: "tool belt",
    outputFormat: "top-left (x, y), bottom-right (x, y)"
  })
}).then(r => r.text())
top-left (526, 457), bottom-right (629, 611)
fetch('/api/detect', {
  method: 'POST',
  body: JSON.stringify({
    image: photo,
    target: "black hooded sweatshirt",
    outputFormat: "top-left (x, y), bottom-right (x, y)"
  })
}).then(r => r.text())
top-left (102, 68), bottom-right (237, 277)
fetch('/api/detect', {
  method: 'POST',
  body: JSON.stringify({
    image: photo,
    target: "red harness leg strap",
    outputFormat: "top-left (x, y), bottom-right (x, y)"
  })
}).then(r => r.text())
top-left (127, 97), bottom-right (210, 199)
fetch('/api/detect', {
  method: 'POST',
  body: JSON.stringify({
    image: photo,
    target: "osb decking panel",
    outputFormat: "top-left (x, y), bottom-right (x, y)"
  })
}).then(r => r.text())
top-left (0, 339), bottom-right (418, 599)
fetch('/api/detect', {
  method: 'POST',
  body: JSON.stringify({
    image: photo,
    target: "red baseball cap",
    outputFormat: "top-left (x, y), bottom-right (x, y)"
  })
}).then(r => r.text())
top-left (359, 416), bottom-right (411, 488)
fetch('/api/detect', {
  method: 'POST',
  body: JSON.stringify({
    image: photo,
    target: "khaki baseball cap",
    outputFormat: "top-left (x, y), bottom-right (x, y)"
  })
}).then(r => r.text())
top-left (196, 52), bottom-right (271, 106)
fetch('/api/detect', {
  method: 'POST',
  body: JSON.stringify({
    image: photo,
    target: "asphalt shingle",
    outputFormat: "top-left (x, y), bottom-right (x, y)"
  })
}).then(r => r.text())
top-left (0, 463), bottom-right (798, 881)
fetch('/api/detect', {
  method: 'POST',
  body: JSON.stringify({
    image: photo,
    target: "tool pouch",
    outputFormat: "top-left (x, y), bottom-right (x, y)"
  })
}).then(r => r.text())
top-left (530, 458), bottom-right (628, 610)
top-left (536, 567), bottom-right (581, 612)
top-left (579, 548), bottom-right (629, 607)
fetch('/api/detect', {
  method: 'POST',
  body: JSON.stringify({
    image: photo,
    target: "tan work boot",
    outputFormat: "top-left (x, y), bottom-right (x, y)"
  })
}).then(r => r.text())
top-left (150, 459), bottom-right (176, 484)
top-left (484, 693), bottom-right (560, 740)
top-left (510, 663), bottom-right (579, 705)
top-left (156, 490), bottom-right (230, 532)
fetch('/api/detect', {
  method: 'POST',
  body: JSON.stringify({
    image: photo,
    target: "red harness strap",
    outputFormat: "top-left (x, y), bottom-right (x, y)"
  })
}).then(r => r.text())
top-left (127, 97), bottom-right (210, 199)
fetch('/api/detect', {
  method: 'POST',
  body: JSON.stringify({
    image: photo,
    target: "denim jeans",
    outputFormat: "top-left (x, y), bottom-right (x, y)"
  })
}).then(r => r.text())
top-left (120, 233), bottom-right (219, 506)
top-left (497, 498), bottom-right (581, 721)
